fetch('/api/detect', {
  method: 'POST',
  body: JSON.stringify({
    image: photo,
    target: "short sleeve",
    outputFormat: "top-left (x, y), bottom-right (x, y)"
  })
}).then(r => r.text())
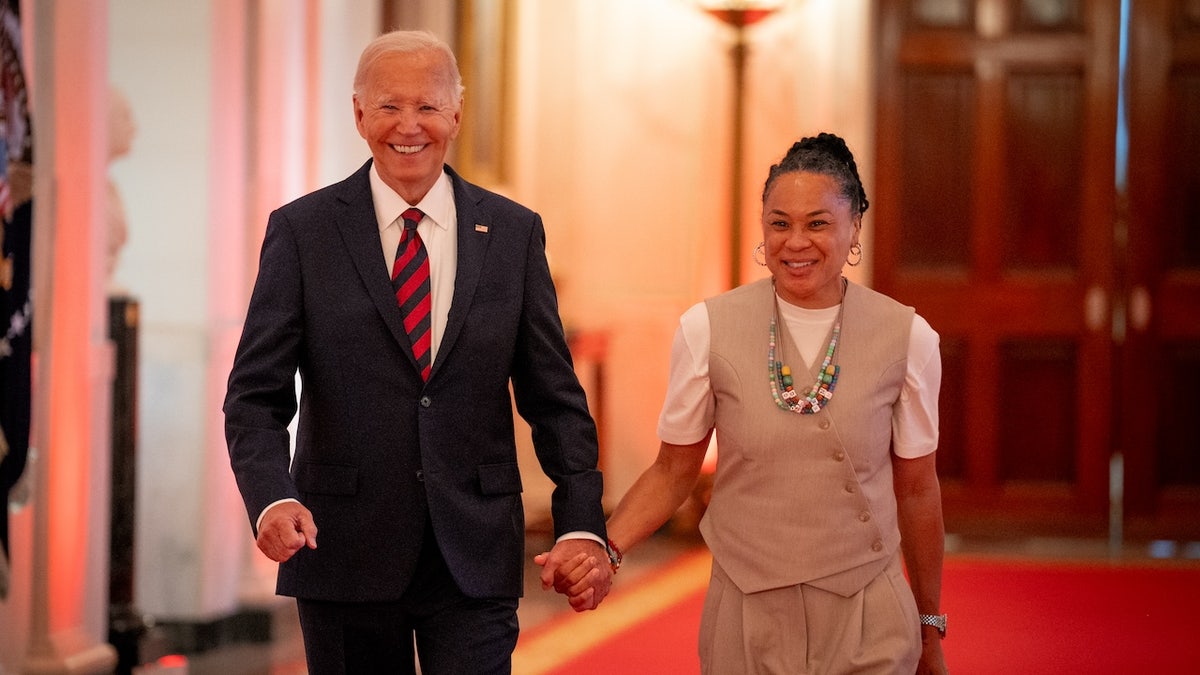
top-left (657, 302), bottom-right (716, 445)
top-left (891, 313), bottom-right (941, 459)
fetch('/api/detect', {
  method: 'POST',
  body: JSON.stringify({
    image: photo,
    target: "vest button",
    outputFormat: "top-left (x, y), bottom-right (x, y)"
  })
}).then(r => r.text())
top-left (844, 482), bottom-right (856, 493)
top-left (872, 540), bottom-right (884, 552)
top-left (416, 470), bottom-right (424, 482)
top-left (420, 396), bottom-right (432, 407)
top-left (833, 450), bottom-right (846, 462)
top-left (859, 511), bottom-right (871, 522)
top-left (819, 418), bottom-right (831, 430)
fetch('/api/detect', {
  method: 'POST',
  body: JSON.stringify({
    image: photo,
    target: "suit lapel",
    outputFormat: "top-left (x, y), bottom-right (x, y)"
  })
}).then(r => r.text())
top-left (432, 168), bottom-right (490, 380)
top-left (335, 161), bottom-right (418, 367)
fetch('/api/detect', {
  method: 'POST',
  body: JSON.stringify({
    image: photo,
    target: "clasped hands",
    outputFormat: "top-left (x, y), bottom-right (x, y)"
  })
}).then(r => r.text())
top-left (258, 502), bottom-right (611, 611)
top-left (534, 539), bottom-right (613, 612)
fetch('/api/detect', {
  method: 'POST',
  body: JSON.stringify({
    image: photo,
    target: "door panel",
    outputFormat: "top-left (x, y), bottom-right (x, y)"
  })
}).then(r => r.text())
top-left (1124, 0), bottom-right (1200, 531)
top-left (997, 339), bottom-right (1078, 483)
top-left (897, 72), bottom-right (975, 269)
top-left (1003, 71), bottom-right (1083, 271)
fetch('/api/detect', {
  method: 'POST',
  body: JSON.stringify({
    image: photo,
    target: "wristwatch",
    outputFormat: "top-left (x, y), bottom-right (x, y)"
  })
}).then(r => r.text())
top-left (919, 613), bottom-right (948, 638)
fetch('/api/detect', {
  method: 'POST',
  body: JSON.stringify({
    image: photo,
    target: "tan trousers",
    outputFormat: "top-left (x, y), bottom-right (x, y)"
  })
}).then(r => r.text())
top-left (698, 552), bottom-right (920, 674)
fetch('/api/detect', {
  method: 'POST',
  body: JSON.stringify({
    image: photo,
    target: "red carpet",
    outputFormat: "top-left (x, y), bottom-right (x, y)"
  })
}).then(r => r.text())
top-left (937, 557), bottom-right (1200, 674)
top-left (517, 554), bottom-right (1200, 674)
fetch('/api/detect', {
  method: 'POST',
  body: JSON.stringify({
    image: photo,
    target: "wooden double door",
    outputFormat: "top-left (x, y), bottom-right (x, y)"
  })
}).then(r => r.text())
top-left (874, 0), bottom-right (1200, 538)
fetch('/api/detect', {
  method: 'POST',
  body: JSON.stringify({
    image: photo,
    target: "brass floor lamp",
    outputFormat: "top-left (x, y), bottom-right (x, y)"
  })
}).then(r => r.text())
top-left (698, 1), bottom-right (784, 288)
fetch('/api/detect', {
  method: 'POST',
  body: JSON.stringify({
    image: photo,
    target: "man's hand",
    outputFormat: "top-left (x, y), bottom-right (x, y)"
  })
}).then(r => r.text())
top-left (256, 501), bottom-right (318, 562)
top-left (533, 538), bottom-right (612, 612)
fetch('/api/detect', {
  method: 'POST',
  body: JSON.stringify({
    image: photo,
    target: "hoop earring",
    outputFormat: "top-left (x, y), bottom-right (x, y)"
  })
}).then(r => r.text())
top-left (847, 243), bottom-right (863, 267)
top-left (753, 242), bottom-right (767, 266)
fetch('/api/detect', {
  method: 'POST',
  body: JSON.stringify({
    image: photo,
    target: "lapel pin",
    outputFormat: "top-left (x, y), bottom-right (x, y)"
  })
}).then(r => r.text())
top-left (475, 224), bottom-right (489, 233)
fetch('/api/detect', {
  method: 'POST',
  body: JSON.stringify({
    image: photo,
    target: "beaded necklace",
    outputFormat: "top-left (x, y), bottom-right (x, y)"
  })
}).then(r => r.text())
top-left (767, 279), bottom-right (845, 414)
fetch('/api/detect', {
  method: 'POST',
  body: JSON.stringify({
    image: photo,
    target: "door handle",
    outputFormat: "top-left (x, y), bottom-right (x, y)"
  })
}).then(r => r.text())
top-left (1129, 285), bottom-right (1151, 333)
top-left (1085, 285), bottom-right (1108, 333)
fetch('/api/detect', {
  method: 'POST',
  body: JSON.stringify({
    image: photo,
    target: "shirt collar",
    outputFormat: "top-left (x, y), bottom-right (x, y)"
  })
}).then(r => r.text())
top-left (369, 163), bottom-right (454, 234)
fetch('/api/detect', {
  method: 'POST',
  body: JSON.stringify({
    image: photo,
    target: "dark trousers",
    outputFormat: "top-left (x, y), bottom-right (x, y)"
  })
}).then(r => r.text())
top-left (296, 523), bottom-right (519, 675)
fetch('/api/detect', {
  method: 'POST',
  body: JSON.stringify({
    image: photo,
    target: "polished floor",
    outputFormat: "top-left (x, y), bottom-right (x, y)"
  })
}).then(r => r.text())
top-left (135, 527), bottom-right (1200, 675)
top-left (135, 529), bottom-right (702, 675)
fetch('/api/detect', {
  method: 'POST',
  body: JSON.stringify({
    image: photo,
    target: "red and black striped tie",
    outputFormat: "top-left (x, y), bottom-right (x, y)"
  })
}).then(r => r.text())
top-left (391, 207), bottom-right (432, 380)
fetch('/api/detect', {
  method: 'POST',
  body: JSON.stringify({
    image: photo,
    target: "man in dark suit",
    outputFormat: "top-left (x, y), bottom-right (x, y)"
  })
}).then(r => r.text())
top-left (224, 30), bottom-right (612, 675)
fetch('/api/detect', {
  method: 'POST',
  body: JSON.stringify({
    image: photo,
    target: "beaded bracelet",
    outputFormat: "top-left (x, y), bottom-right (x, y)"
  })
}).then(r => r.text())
top-left (605, 538), bottom-right (623, 573)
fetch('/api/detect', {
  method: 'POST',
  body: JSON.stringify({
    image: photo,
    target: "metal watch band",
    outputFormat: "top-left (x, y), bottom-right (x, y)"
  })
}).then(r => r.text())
top-left (919, 613), bottom-right (947, 638)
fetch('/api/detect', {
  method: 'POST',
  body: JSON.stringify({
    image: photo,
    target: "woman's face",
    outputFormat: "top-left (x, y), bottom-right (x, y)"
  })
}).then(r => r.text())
top-left (761, 171), bottom-right (861, 308)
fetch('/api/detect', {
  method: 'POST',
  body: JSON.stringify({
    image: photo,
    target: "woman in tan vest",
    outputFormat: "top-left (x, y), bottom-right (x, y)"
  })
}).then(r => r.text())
top-left (546, 133), bottom-right (949, 674)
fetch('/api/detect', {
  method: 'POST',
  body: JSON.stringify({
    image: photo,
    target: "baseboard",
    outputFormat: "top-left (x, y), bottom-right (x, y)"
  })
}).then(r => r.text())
top-left (146, 605), bottom-right (274, 655)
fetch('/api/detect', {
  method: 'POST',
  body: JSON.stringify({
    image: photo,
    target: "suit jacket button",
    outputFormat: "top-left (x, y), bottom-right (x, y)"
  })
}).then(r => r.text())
top-left (420, 396), bottom-right (432, 407)
top-left (416, 470), bottom-right (424, 482)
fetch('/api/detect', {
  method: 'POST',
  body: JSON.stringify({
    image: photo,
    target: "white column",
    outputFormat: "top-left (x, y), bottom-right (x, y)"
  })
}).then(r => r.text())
top-left (204, 0), bottom-right (259, 612)
top-left (106, 0), bottom-right (380, 623)
top-left (22, 0), bottom-right (118, 672)
top-left (109, 0), bottom-right (223, 621)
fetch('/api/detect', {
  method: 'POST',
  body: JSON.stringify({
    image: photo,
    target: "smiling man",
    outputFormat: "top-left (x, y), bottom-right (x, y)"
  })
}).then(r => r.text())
top-left (224, 30), bottom-right (611, 675)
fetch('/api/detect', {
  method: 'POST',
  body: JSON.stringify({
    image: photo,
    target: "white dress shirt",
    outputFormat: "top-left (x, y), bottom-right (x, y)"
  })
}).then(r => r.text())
top-left (370, 165), bottom-right (457, 366)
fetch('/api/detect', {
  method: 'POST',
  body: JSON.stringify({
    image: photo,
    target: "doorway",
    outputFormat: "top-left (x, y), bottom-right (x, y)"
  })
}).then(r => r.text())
top-left (873, 0), bottom-right (1200, 538)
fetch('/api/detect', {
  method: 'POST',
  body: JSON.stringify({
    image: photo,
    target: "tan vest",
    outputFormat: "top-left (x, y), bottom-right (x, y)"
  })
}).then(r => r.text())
top-left (700, 278), bottom-right (914, 596)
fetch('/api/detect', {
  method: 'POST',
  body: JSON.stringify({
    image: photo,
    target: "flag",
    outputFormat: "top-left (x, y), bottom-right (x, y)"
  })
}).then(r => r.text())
top-left (0, 0), bottom-right (33, 600)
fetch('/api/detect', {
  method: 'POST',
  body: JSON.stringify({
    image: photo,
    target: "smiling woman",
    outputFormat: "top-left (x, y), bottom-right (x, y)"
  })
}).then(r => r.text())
top-left (593, 133), bottom-right (949, 673)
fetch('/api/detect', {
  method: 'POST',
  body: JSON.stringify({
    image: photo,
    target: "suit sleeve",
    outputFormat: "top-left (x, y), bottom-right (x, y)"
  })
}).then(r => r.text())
top-left (508, 216), bottom-right (607, 541)
top-left (223, 209), bottom-right (305, 534)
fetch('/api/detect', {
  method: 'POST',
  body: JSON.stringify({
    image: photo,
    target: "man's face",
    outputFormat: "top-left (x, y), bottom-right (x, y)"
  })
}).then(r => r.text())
top-left (354, 49), bottom-right (461, 203)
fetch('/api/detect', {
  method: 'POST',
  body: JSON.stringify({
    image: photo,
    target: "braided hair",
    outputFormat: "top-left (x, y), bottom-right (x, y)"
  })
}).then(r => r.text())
top-left (761, 132), bottom-right (869, 217)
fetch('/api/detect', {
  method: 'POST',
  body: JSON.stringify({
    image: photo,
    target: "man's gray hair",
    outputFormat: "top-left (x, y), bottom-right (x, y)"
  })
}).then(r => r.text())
top-left (353, 30), bottom-right (465, 100)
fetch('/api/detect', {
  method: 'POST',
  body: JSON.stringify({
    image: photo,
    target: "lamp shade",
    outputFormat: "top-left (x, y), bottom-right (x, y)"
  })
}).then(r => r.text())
top-left (697, 0), bottom-right (785, 27)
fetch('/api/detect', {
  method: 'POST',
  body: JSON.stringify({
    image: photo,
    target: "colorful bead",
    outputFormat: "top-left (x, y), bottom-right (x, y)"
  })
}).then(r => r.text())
top-left (767, 288), bottom-right (845, 416)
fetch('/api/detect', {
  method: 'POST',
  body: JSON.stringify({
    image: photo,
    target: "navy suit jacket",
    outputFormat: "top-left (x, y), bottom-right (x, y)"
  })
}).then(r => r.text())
top-left (224, 161), bottom-right (605, 601)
